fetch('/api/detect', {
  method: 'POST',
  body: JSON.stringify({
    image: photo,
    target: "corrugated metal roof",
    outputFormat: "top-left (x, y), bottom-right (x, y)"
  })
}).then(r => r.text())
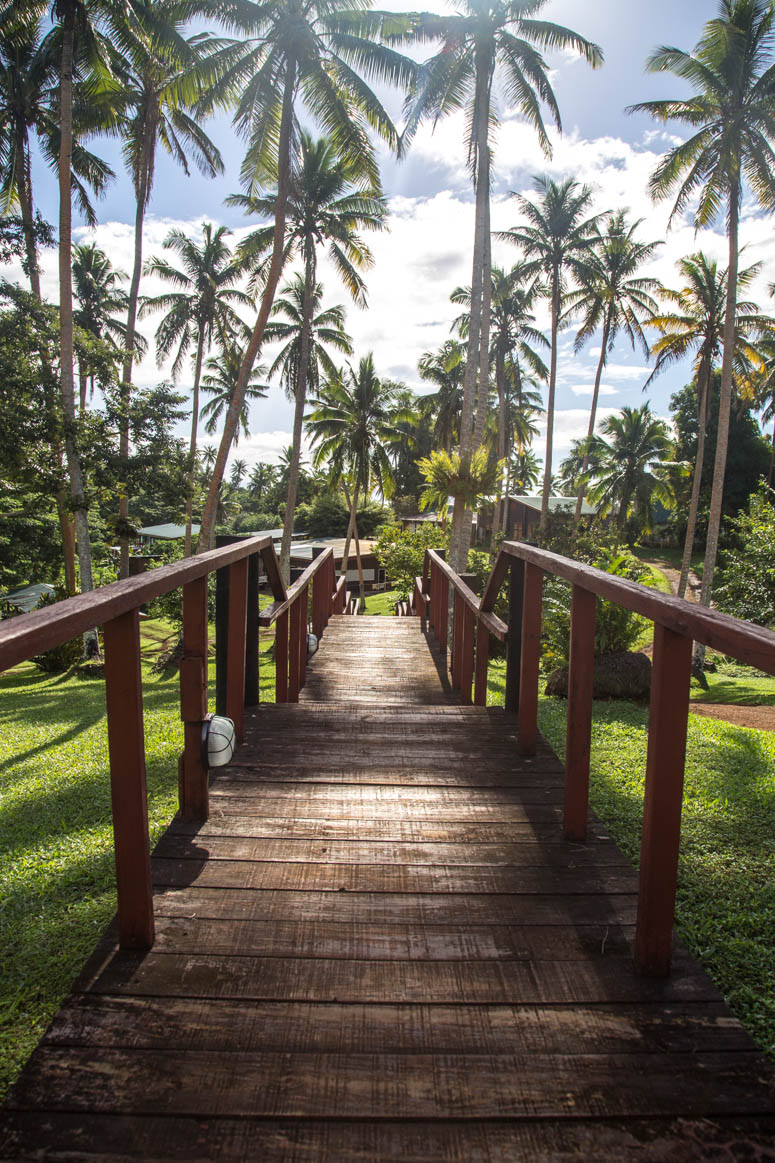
top-left (515, 496), bottom-right (597, 516)
top-left (138, 523), bottom-right (201, 539)
top-left (1, 582), bottom-right (55, 612)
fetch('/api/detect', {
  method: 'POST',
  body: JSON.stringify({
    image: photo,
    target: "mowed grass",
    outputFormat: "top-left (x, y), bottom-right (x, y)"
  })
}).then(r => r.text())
top-left (362, 588), bottom-right (401, 616)
top-left (486, 658), bottom-right (775, 1061)
top-left (0, 618), bottom-right (277, 1102)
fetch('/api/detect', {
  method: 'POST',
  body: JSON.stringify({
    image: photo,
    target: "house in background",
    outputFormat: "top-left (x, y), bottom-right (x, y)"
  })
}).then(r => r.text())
top-left (476, 496), bottom-right (598, 545)
top-left (289, 537), bottom-right (386, 592)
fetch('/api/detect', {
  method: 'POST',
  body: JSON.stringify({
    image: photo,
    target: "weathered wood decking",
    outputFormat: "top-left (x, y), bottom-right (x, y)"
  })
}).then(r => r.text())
top-left (2, 615), bottom-right (774, 1160)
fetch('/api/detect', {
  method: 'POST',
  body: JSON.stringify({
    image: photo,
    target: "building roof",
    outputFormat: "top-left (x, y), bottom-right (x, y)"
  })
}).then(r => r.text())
top-left (138, 523), bottom-right (201, 540)
top-left (514, 495), bottom-right (598, 516)
top-left (290, 537), bottom-right (376, 562)
top-left (1, 582), bottom-right (55, 612)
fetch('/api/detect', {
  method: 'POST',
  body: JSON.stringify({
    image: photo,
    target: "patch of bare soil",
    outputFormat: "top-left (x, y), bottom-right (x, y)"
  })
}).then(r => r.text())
top-left (689, 702), bottom-right (775, 732)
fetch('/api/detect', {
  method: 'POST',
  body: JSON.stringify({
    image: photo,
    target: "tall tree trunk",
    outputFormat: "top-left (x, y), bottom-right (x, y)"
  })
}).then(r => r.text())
top-left (491, 345), bottom-right (507, 549)
top-left (16, 129), bottom-right (41, 299)
top-left (58, 4), bottom-right (98, 655)
top-left (55, 484), bottom-right (76, 593)
top-left (118, 139), bottom-right (152, 579)
top-left (184, 330), bottom-right (205, 557)
top-left (677, 358), bottom-right (710, 599)
top-left (448, 54), bottom-right (491, 575)
top-left (279, 246), bottom-right (315, 584)
top-left (198, 58), bottom-right (296, 552)
top-left (341, 479), bottom-right (360, 599)
top-left (79, 364), bottom-right (88, 413)
top-left (768, 412), bottom-right (775, 488)
top-left (694, 188), bottom-right (740, 669)
top-left (574, 315), bottom-right (611, 522)
top-left (353, 514), bottom-right (366, 610)
top-left (540, 274), bottom-right (560, 531)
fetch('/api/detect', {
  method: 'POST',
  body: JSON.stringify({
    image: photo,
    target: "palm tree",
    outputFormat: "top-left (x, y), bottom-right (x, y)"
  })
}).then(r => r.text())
top-left (229, 458), bottom-right (248, 490)
top-left (112, 2), bottom-right (224, 575)
top-left (141, 223), bottom-right (253, 555)
top-left (0, 7), bottom-right (112, 297)
top-left (630, 0), bottom-right (775, 661)
top-left (583, 405), bottom-right (679, 544)
top-left (196, 1), bottom-right (412, 552)
top-left (199, 340), bottom-right (269, 444)
top-left (418, 340), bottom-right (466, 453)
top-left (72, 242), bottom-right (142, 411)
top-left (234, 132), bottom-right (384, 582)
top-left (503, 176), bottom-right (600, 529)
top-left (563, 211), bottom-right (662, 521)
top-left (307, 355), bottom-right (408, 605)
top-left (248, 461), bottom-right (276, 505)
top-left (647, 253), bottom-right (767, 597)
top-left (396, 2), bottom-right (602, 571)
top-left (510, 447), bottom-right (541, 495)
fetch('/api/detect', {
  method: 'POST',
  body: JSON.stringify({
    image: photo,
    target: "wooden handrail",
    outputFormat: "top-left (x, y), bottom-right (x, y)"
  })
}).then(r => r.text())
top-left (500, 540), bottom-right (775, 674)
top-left (424, 536), bottom-right (775, 978)
top-left (426, 549), bottom-right (508, 641)
top-left (259, 547), bottom-right (334, 627)
top-left (0, 535), bottom-right (273, 674)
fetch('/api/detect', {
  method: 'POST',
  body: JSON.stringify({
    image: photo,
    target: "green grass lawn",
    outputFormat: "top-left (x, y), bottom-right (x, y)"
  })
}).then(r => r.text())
top-left (0, 618), bottom-right (278, 1102)
top-left (362, 588), bottom-right (401, 616)
top-left (486, 658), bottom-right (775, 1061)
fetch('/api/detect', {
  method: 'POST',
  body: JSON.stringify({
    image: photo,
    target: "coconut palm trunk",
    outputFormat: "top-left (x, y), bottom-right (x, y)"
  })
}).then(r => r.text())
top-left (118, 140), bottom-right (153, 578)
top-left (694, 188), bottom-right (740, 667)
top-left (184, 331), bottom-right (205, 557)
top-left (677, 358), bottom-right (710, 598)
top-left (541, 273), bottom-right (560, 530)
top-left (279, 247), bottom-right (315, 584)
top-left (58, 4), bottom-right (97, 654)
top-left (341, 478), bottom-right (360, 596)
top-left (449, 60), bottom-right (491, 575)
top-left (15, 129), bottom-right (41, 298)
top-left (491, 343), bottom-right (508, 549)
top-left (574, 315), bottom-right (611, 521)
top-left (198, 58), bottom-right (296, 552)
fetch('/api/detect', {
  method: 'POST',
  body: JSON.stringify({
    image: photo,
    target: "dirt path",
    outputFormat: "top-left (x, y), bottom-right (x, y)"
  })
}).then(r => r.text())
top-left (644, 559), bottom-right (702, 603)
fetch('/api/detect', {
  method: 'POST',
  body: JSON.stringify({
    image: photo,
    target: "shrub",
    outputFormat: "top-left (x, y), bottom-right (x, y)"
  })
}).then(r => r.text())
top-left (716, 483), bottom-right (775, 626)
top-left (375, 522), bottom-right (449, 600)
top-left (30, 589), bottom-right (82, 673)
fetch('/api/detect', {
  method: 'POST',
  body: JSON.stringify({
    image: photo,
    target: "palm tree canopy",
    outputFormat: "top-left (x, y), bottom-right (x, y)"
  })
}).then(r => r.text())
top-left (199, 340), bottom-right (269, 443)
top-left (563, 211), bottom-right (662, 359)
top-left (629, 0), bottom-right (775, 226)
top-left (199, 1), bottom-right (416, 192)
top-left (395, 0), bottom-right (602, 171)
top-left (583, 404), bottom-right (683, 525)
top-left (232, 131), bottom-right (387, 306)
top-left (452, 264), bottom-right (550, 379)
top-left (418, 339), bottom-right (466, 452)
top-left (647, 251), bottom-right (769, 386)
top-left (73, 241), bottom-right (147, 355)
top-left (141, 222), bottom-right (253, 377)
top-left (418, 445), bottom-right (501, 511)
top-left (503, 175), bottom-right (600, 296)
top-left (264, 274), bottom-right (353, 398)
top-left (306, 353), bottom-right (410, 501)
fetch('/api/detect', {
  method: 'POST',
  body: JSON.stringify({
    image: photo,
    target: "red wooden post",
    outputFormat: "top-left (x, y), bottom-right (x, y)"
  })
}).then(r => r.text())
top-left (635, 623), bottom-right (693, 977)
top-left (517, 563), bottom-right (543, 757)
top-left (564, 585), bottom-right (596, 841)
top-left (438, 576), bottom-right (449, 651)
top-left (327, 553), bottom-right (335, 627)
top-left (103, 609), bottom-right (154, 950)
top-left (289, 595), bottom-right (301, 703)
top-left (226, 557), bottom-right (248, 742)
top-left (460, 603), bottom-right (474, 705)
top-left (299, 583), bottom-right (309, 689)
top-left (429, 561), bottom-right (437, 634)
top-left (312, 558), bottom-right (327, 639)
top-left (275, 607), bottom-right (289, 703)
top-left (452, 590), bottom-right (463, 689)
top-left (180, 576), bottom-right (209, 821)
top-left (474, 618), bottom-right (489, 706)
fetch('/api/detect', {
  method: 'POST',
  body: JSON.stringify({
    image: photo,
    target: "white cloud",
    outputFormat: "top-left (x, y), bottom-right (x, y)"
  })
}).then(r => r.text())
top-left (569, 384), bottom-right (618, 396)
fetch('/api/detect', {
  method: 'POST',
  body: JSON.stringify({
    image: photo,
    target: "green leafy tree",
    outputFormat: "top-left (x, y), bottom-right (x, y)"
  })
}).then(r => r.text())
top-left (631, 0), bottom-right (775, 664)
top-left (647, 253), bottom-right (769, 596)
top-left (142, 223), bottom-right (252, 554)
top-left (716, 483), bottom-right (775, 624)
top-left (503, 176), bottom-right (600, 528)
top-left (72, 242), bottom-right (143, 411)
top-left (375, 522), bottom-right (447, 601)
top-left (196, 1), bottom-right (412, 551)
top-left (418, 340), bottom-right (465, 453)
top-left (564, 210), bottom-right (662, 520)
top-left (396, 3), bottom-right (602, 572)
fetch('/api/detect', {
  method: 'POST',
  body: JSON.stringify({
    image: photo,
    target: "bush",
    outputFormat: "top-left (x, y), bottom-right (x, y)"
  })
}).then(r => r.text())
top-left (30, 589), bottom-right (82, 673)
top-left (375, 522), bottom-right (449, 600)
top-left (542, 551), bottom-right (653, 672)
top-left (716, 483), bottom-right (775, 626)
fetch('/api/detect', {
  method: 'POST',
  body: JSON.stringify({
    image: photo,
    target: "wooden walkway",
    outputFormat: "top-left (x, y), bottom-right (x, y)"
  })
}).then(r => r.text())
top-left (2, 616), bottom-right (774, 1160)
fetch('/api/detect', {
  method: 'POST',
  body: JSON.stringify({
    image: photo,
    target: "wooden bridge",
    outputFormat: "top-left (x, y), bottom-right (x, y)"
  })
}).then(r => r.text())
top-left (1, 538), bottom-right (774, 1160)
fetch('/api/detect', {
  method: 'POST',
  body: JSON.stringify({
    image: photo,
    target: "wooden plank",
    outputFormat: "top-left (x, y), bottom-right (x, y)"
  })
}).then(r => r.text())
top-left (288, 595), bottom-right (302, 703)
top-left (259, 541), bottom-right (287, 602)
top-left (636, 624), bottom-right (693, 977)
top-left (474, 618), bottom-right (489, 706)
top-left (274, 608), bottom-right (288, 703)
top-left (42, 996), bottom-right (749, 1056)
top-left (564, 584), bottom-right (595, 841)
top-left (5, 1112), bottom-right (775, 1163)
top-left (173, 816), bottom-right (610, 842)
top-left (460, 604), bottom-right (474, 705)
top-left (103, 610), bottom-right (154, 951)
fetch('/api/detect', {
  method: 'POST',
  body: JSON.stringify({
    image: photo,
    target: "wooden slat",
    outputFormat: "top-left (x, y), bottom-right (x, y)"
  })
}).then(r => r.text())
top-left (564, 584), bottom-right (595, 841)
top-left (225, 558), bottom-right (248, 742)
top-left (180, 577), bottom-right (209, 821)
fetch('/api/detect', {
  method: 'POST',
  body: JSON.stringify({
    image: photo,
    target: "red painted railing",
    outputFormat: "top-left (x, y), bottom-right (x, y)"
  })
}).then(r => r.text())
top-left (421, 539), bottom-right (775, 977)
top-left (0, 537), bottom-right (341, 953)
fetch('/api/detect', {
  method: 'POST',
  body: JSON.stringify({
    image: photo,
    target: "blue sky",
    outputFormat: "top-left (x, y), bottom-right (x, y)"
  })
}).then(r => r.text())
top-left (20, 0), bottom-right (775, 473)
